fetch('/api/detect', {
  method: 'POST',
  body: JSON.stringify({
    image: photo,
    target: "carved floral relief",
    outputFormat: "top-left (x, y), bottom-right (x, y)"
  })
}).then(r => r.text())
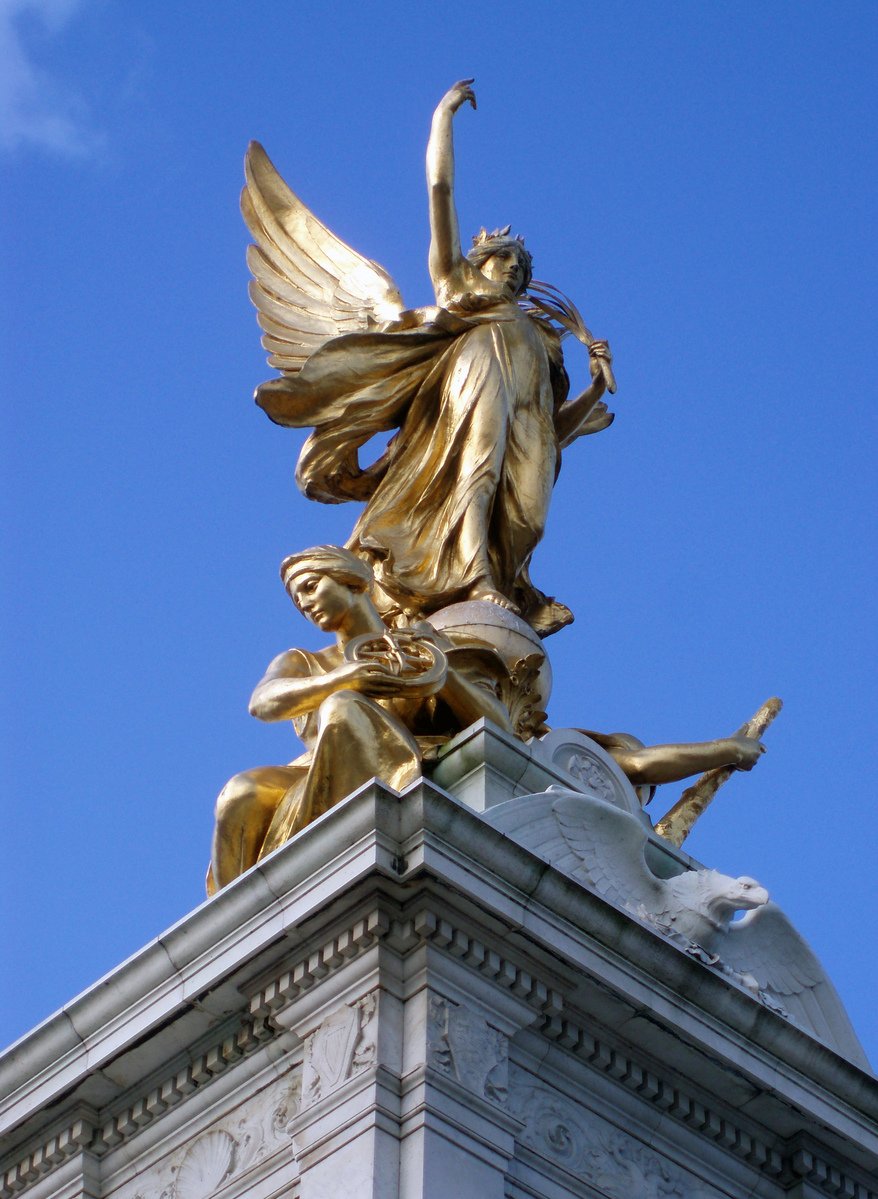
top-left (558, 750), bottom-right (618, 803)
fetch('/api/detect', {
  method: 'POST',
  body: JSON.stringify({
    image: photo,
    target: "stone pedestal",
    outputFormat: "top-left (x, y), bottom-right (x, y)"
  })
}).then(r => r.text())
top-left (2, 734), bottom-right (876, 1199)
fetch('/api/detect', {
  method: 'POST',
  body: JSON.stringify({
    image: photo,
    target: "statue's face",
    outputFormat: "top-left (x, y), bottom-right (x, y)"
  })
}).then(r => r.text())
top-left (480, 246), bottom-right (526, 296)
top-left (290, 570), bottom-right (356, 631)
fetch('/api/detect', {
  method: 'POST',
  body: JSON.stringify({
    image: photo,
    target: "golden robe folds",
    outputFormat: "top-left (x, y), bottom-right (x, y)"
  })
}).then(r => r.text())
top-left (257, 297), bottom-right (571, 634)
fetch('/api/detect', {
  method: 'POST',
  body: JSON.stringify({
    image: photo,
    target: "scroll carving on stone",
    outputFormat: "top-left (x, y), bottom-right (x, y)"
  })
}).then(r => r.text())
top-left (503, 653), bottom-right (550, 740)
top-left (427, 994), bottom-right (508, 1105)
top-left (508, 1069), bottom-right (718, 1198)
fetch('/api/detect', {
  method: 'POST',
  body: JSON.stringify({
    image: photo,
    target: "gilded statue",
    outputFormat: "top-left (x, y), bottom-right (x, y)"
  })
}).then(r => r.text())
top-left (242, 79), bottom-right (614, 637)
top-left (207, 546), bottom-right (514, 894)
top-left (206, 542), bottom-right (767, 892)
top-left (208, 82), bottom-right (776, 893)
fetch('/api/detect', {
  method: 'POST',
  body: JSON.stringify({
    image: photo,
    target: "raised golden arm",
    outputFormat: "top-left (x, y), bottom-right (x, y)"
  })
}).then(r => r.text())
top-left (427, 79), bottom-right (476, 299)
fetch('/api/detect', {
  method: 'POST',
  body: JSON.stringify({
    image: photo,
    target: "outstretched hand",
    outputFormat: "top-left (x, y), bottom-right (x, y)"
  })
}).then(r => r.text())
top-left (439, 78), bottom-right (477, 115)
top-left (730, 734), bottom-right (766, 771)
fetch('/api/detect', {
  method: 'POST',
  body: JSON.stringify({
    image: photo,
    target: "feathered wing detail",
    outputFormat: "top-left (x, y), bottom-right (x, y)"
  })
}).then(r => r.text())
top-left (241, 141), bottom-right (406, 374)
top-left (484, 792), bottom-right (870, 1067)
top-left (484, 792), bottom-right (869, 1067)
top-left (723, 904), bottom-right (870, 1068)
top-left (481, 790), bottom-right (661, 910)
top-left (552, 793), bottom-right (665, 913)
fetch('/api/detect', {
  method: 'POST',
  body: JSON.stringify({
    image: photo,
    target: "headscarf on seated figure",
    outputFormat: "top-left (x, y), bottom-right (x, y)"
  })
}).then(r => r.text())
top-left (207, 547), bottom-right (513, 894)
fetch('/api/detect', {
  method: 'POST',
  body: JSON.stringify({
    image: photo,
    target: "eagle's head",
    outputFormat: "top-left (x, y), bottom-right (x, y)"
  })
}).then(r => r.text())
top-left (661, 870), bottom-right (770, 945)
top-left (702, 872), bottom-right (770, 924)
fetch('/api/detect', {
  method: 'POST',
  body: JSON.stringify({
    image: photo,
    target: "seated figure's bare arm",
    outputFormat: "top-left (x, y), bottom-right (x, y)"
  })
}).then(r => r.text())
top-left (249, 651), bottom-right (328, 721)
top-left (249, 651), bottom-right (406, 722)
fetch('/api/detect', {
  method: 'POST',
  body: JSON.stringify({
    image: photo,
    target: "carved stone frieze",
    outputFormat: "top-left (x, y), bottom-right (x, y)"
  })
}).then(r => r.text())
top-left (508, 1068), bottom-right (718, 1198)
top-left (250, 904), bottom-right (564, 1032)
top-left (1, 1016), bottom-right (279, 1199)
top-left (352, 991), bottom-right (379, 1071)
top-left (174, 1130), bottom-right (237, 1199)
top-left (427, 995), bottom-right (508, 1105)
top-left (249, 909), bottom-right (389, 1020)
top-left (1, 1120), bottom-right (93, 1198)
top-left (564, 752), bottom-right (617, 803)
top-left (533, 729), bottom-right (641, 814)
top-left (536, 1011), bottom-right (790, 1179)
top-left (301, 992), bottom-right (379, 1108)
top-left (113, 1070), bottom-right (298, 1199)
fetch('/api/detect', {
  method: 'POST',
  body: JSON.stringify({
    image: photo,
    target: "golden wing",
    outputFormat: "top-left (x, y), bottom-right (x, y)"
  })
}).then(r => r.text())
top-left (241, 141), bottom-right (406, 374)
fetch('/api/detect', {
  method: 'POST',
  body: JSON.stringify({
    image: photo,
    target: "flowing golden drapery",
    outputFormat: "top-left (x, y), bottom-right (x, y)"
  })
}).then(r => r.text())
top-left (256, 298), bottom-right (573, 635)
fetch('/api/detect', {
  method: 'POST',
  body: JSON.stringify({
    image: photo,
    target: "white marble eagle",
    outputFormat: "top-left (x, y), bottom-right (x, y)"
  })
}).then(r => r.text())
top-left (483, 790), bottom-right (870, 1069)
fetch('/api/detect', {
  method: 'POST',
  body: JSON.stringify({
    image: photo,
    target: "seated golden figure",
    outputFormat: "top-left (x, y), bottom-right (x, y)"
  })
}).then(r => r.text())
top-left (207, 546), bottom-right (512, 894)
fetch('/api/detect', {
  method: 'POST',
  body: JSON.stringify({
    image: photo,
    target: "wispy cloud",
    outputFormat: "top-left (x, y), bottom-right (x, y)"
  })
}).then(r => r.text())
top-left (0, 0), bottom-right (103, 158)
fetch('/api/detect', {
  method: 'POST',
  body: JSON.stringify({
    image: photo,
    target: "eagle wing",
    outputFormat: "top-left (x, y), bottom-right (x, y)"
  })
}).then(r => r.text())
top-left (724, 903), bottom-right (870, 1068)
top-left (241, 141), bottom-right (406, 375)
top-left (551, 793), bottom-right (665, 913)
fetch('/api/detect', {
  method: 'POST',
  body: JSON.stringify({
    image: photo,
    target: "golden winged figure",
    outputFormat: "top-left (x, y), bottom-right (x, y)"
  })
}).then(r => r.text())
top-left (243, 79), bottom-right (615, 637)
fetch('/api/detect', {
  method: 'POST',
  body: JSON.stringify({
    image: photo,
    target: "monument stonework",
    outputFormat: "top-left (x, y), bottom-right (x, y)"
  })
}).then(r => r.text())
top-left (2, 81), bottom-right (875, 1198)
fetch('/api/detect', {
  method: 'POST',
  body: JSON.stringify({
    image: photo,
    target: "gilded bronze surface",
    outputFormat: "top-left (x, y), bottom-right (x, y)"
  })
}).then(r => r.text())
top-left (654, 698), bottom-right (782, 846)
top-left (208, 81), bottom-right (779, 889)
top-left (242, 79), bottom-right (613, 636)
top-left (208, 547), bottom-right (513, 893)
top-left (581, 723), bottom-right (767, 812)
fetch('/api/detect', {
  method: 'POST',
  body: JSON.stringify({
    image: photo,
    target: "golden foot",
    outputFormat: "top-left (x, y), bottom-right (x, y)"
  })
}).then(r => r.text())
top-left (468, 583), bottom-right (520, 613)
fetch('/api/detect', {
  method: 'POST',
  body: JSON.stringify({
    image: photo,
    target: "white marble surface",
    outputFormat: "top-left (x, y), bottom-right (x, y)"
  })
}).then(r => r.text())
top-left (2, 752), bottom-right (877, 1199)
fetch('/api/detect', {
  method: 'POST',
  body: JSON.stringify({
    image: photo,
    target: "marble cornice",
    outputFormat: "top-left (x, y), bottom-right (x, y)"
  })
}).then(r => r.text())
top-left (2, 778), bottom-right (876, 1198)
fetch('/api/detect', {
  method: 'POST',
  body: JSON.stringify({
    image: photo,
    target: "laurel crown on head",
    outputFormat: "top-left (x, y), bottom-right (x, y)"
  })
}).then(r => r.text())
top-left (467, 226), bottom-right (533, 290)
top-left (471, 225), bottom-right (529, 248)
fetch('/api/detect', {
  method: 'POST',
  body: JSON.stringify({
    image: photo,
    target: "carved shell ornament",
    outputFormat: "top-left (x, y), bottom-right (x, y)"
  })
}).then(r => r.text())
top-left (174, 1130), bottom-right (237, 1199)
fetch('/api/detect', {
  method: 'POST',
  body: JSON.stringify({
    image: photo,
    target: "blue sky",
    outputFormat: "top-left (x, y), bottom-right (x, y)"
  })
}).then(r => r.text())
top-left (2, 2), bottom-right (877, 1068)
